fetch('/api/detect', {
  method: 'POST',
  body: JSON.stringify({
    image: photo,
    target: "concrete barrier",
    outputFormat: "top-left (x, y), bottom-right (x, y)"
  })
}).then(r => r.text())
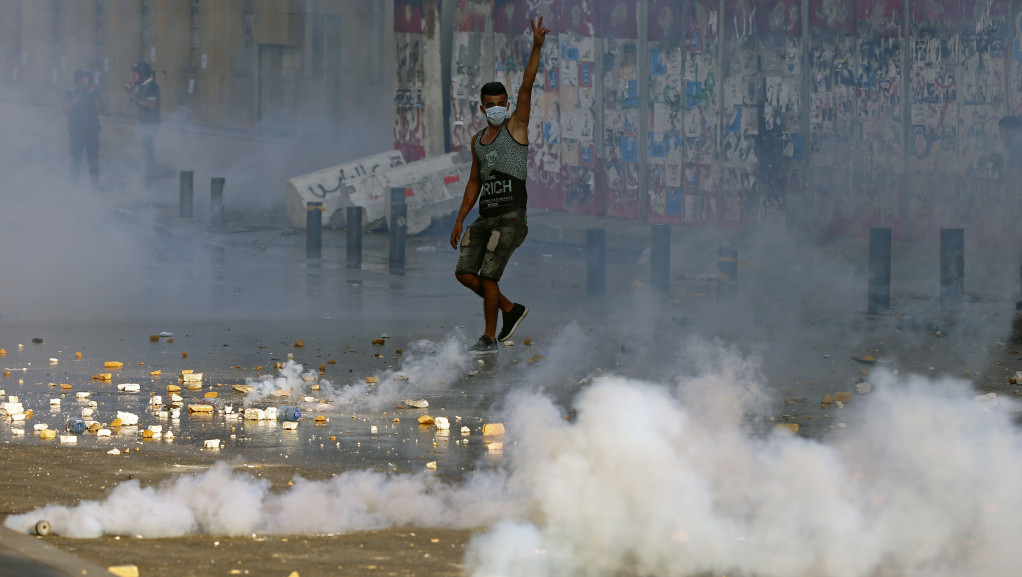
top-left (284, 150), bottom-right (405, 229)
top-left (348, 152), bottom-right (468, 234)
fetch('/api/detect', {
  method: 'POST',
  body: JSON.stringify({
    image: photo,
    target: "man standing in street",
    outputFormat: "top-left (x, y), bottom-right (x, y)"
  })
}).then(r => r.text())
top-left (63, 68), bottom-right (102, 189)
top-left (450, 17), bottom-right (549, 355)
top-left (126, 61), bottom-right (160, 188)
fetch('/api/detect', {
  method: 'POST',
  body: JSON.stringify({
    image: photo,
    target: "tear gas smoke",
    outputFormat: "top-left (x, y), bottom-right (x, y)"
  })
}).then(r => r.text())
top-left (242, 336), bottom-right (471, 410)
top-left (8, 338), bottom-right (1022, 577)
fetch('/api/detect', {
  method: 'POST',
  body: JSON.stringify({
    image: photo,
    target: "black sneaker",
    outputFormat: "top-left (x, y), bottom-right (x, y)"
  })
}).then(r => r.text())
top-left (468, 335), bottom-right (498, 355)
top-left (498, 303), bottom-right (528, 342)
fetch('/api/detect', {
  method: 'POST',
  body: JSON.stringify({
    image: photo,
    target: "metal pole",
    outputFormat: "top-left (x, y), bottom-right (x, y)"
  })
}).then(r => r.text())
top-left (306, 202), bottom-right (322, 259)
top-left (389, 187), bottom-right (406, 275)
top-left (867, 227), bottom-right (891, 314)
top-left (940, 228), bottom-right (964, 312)
top-left (587, 228), bottom-right (606, 296)
top-left (637, 0), bottom-right (649, 222)
top-left (650, 224), bottom-right (670, 295)
top-left (716, 243), bottom-right (738, 300)
top-left (179, 170), bottom-right (193, 218)
top-left (346, 206), bottom-right (363, 269)
top-left (210, 177), bottom-right (225, 227)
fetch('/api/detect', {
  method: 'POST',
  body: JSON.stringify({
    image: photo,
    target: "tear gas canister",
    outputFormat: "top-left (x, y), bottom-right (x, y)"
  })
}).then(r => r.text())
top-left (278, 406), bottom-right (301, 421)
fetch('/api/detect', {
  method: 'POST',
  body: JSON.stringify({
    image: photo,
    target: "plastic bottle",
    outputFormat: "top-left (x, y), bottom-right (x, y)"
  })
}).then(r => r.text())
top-left (66, 416), bottom-right (87, 434)
top-left (278, 406), bottom-right (301, 421)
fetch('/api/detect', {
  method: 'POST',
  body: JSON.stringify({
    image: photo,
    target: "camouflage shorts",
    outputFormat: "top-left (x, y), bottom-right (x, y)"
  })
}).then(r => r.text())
top-left (455, 208), bottom-right (528, 281)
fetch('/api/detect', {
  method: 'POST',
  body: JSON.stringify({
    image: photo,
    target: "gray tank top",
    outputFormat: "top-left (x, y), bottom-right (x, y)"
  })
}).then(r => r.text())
top-left (474, 125), bottom-right (528, 217)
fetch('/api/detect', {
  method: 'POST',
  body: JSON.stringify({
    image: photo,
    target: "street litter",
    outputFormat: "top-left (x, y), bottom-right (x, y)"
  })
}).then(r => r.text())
top-left (282, 421), bottom-right (298, 431)
top-left (976, 392), bottom-right (998, 409)
top-left (482, 423), bottom-right (505, 436)
top-left (426, 461), bottom-right (437, 469)
top-left (76, 392), bottom-right (90, 400)
top-left (149, 396), bottom-right (162, 406)
top-left (244, 408), bottom-right (265, 420)
top-left (179, 371), bottom-right (203, 384)
top-left (104, 361), bottom-right (124, 369)
top-left (203, 439), bottom-right (221, 449)
top-left (49, 398), bottom-right (60, 406)
top-left (1, 402), bottom-right (24, 416)
top-left (418, 415), bottom-right (435, 426)
top-left (38, 430), bottom-right (56, 440)
top-left (460, 426), bottom-right (470, 435)
top-left (59, 435), bottom-right (77, 444)
top-left (117, 383), bottom-right (141, 393)
top-left (856, 382), bottom-right (872, 394)
top-left (233, 385), bottom-right (254, 394)
top-left (49, 358), bottom-right (58, 365)
top-left (97, 429), bottom-right (111, 437)
top-left (403, 399), bottom-right (428, 409)
top-left (116, 412), bottom-right (140, 426)
top-left (434, 416), bottom-right (450, 430)
top-left (189, 404), bottom-right (214, 413)
top-left (107, 564), bottom-right (140, 577)
top-left (33, 424), bottom-right (48, 431)
top-left (774, 423), bottom-right (799, 434)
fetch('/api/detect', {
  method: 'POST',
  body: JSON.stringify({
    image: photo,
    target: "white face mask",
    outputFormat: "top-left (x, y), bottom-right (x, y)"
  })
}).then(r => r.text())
top-left (485, 105), bottom-right (508, 126)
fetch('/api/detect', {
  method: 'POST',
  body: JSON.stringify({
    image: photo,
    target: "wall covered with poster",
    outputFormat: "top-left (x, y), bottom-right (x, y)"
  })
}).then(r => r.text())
top-left (394, 0), bottom-right (445, 162)
top-left (397, 0), bottom-right (1022, 244)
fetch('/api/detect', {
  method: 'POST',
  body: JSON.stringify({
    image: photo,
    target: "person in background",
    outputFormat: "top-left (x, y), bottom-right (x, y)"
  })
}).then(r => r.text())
top-left (63, 68), bottom-right (101, 189)
top-left (125, 61), bottom-right (161, 188)
top-left (450, 17), bottom-right (549, 355)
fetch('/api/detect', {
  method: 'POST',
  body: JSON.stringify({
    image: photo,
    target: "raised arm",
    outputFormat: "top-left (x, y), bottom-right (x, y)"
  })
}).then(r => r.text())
top-left (508, 17), bottom-right (550, 143)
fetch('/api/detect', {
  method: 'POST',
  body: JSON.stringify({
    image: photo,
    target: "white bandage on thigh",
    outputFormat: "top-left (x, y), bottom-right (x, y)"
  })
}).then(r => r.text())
top-left (487, 230), bottom-right (501, 251)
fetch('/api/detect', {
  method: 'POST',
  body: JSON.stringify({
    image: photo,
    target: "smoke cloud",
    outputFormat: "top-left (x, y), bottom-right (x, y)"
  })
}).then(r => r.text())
top-left (242, 336), bottom-right (472, 410)
top-left (8, 336), bottom-right (1022, 577)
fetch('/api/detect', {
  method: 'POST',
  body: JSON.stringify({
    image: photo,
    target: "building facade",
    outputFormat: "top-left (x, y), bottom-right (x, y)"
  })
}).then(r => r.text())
top-left (398, 0), bottom-right (1022, 244)
top-left (0, 0), bottom-right (392, 136)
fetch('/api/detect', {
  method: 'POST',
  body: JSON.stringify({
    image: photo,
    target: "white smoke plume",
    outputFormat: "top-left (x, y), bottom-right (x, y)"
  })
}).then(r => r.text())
top-left (244, 336), bottom-right (472, 410)
top-left (8, 338), bottom-right (1022, 577)
top-left (240, 360), bottom-right (314, 406)
top-left (467, 350), bottom-right (1022, 577)
top-left (3, 462), bottom-right (515, 539)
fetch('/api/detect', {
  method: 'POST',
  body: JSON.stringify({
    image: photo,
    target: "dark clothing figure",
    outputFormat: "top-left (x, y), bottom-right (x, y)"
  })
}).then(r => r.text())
top-left (127, 62), bottom-right (160, 187)
top-left (64, 69), bottom-right (101, 187)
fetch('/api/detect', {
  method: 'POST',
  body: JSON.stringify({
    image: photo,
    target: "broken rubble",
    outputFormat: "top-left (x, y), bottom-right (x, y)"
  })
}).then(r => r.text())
top-left (482, 423), bottom-right (505, 437)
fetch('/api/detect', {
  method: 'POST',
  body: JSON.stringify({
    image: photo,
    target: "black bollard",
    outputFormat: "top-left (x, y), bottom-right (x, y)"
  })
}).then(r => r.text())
top-left (306, 202), bottom-right (322, 259)
top-left (179, 170), bottom-right (193, 218)
top-left (940, 228), bottom-right (964, 312)
top-left (650, 224), bottom-right (670, 295)
top-left (587, 228), bottom-right (606, 296)
top-left (389, 188), bottom-right (406, 275)
top-left (346, 205), bottom-right (363, 269)
top-left (210, 177), bottom-right (225, 227)
top-left (716, 243), bottom-right (738, 300)
top-left (867, 227), bottom-right (892, 314)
